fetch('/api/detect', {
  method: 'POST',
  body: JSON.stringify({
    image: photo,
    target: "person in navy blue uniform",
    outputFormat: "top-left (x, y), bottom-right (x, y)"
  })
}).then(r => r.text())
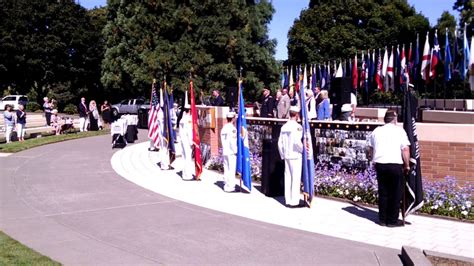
top-left (259, 88), bottom-right (275, 118)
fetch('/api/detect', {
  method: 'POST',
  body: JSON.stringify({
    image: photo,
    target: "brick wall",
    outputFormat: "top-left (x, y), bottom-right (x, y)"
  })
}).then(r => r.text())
top-left (199, 117), bottom-right (226, 156)
top-left (420, 141), bottom-right (474, 183)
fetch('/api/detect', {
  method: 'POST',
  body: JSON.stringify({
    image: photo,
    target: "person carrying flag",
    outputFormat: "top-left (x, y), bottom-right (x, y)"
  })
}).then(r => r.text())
top-left (278, 106), bottom-right (304, 208)
top-left (179, 92), bottom-right (194, 181)
top-left (368, 110), bottom-right (411, 227)
top-left (220, 111), bottom-right (238, 192)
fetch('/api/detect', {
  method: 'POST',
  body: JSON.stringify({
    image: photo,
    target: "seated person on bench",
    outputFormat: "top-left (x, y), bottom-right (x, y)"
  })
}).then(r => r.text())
top-left (61, 117), bottom-right (74, 133)
top-left (50, 109), bottom-right (62, 135)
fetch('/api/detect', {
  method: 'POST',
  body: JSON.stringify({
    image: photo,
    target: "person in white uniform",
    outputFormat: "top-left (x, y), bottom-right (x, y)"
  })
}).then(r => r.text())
top-left (220, 112), bottom-right (238, 192)
top-left (278, 106), bottom-right (304, 207)
top-left (179, 92), bottom-right (194, 180)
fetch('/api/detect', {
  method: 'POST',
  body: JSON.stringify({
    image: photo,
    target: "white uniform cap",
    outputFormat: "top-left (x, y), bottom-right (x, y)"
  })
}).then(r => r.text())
top-left (408, 83), bottom-right (414, 88)
top-left (289, 106), bottom-right (300, 113)
top-left (226, 112), bottom-right (236, 118)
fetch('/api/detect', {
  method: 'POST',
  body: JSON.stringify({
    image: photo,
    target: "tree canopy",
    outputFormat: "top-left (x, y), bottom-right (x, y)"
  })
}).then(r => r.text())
top-left (0, 0), bottom-right (106, 105)
top-left (101, 0), bottom-right (280, 102)
top-left (287, 0), bottom-right (430, 65)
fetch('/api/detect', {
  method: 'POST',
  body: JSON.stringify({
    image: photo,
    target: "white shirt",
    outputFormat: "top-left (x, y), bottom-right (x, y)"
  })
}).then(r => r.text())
top-left (306, 97), bottom-right (317, 119)
top-left (179, 113), bottom-right (193, 149)
top-left (278, 120), bottom-right (303, 160)
top-left (368, 123), bottom-right (410, 164)
top-left (341, 93), bottom-right (357, 112)
top-left (220, 123), bottom-right (238, 156)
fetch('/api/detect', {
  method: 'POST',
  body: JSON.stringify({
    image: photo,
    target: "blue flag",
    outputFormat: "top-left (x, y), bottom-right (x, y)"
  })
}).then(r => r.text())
top-left (445, 29), bottom-right (452, 82)
top-left (162, 84), bottom-right (176, 163)
top-left (298, 78), bottom-right (315, 204)
top-left (236, 81), bottom-right (252, 191)
top-left (413, 34), bottom-right (420, 83)
top-left (461, 24), bottom-right (470, 80)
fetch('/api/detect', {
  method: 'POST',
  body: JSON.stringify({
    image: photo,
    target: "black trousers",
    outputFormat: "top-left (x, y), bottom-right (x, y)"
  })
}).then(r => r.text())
top-left (45, 112), bottom-right (51, 126)
top-left (375, 163), bottom-right (403, 224)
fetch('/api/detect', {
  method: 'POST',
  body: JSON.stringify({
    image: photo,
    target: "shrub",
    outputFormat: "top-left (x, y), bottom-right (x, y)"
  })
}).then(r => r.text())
top-left (63, 103), bottom-right (77, 114)
top-left (26, 102), bottom-right (42, 112)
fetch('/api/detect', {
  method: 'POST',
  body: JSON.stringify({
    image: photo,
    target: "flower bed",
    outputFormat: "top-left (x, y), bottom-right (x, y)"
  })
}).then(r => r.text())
top-left (206, 153), bottom-right (473, 220)
top-left (205, 124), bottom-right (473, 220)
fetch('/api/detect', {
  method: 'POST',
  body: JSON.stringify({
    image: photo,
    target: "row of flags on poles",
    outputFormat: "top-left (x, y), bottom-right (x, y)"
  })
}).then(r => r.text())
top-left (146, 77), bottom-right (310, 202)
top-left (282, 25), bottom-right (474, 93)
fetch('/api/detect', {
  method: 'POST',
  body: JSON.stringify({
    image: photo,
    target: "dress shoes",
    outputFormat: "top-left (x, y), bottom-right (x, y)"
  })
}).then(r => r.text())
top-left (387, 221), bottom-right (405, 228)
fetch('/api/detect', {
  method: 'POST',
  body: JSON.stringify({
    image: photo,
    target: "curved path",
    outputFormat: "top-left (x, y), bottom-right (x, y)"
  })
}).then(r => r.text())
top-left (0, 132), bottom-right (439, 264)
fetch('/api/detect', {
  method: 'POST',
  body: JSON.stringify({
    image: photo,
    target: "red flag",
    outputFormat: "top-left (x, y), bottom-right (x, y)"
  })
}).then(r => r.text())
top-left (421, 32), bottom-right (431, 81)
top-left (190, 80), bottom-right (202, 180)
top-left (352, 54), bottom-right (358, 89)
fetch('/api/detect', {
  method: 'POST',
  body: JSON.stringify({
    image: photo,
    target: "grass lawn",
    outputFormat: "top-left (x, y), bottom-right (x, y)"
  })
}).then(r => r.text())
top-left (0, 130), bottom-right (109, 153)
top-left (0, 231), bottom-right (60, 265)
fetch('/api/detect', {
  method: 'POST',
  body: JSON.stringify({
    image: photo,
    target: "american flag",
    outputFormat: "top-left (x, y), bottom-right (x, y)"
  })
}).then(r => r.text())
top-left (148, 82), bottom-right (161, 148)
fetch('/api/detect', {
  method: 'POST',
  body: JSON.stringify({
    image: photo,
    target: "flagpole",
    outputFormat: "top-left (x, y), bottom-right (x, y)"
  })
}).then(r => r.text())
top-left (238, 66), bottom-right (243, 193)
top-left (402, 80), bottom-right (408, 226)
top-left (443, 81), bottom-right (446, 110)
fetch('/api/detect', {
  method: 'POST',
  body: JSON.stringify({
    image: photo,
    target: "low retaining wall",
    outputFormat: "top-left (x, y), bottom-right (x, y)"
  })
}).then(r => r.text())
top-left (199, 107), bottom-right (474, 183)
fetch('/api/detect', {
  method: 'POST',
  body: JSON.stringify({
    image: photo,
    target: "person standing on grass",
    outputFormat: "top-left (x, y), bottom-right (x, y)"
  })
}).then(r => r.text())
top-left (88, 100), bottom-right (99, 131)
top-left (368, 110), bottom-right (410, 227)
top-left (15, 104), bottom-right (26, 141)
top-left (43, 97), bottom-right (52, 126)
top-left (3, 104), bottom-right (15, 143)
top-left (78, 97), bottom-right (89, 132)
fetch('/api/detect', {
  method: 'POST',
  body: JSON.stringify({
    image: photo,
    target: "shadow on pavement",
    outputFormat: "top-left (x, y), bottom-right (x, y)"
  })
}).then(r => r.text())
top-left (342, 204), bottom-right (380, 225)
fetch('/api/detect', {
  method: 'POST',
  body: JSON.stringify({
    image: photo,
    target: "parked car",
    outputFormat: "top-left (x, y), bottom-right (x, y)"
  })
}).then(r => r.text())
top-left (0, 95), bottom-right (28, 110)
top-left (111, 98), bottom-right (148, 117)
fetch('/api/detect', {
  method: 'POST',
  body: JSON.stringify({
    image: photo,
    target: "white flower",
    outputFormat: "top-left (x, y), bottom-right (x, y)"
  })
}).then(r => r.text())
top-left (461, 206), bottom-right (466, 210)
top-left (448, 207), bottom-right (453, 211)
top-left (461, 210), bottom-right (468, 216)
top-left (353, 196), bottom-right (361, 202)
top-left (344, 189), bottom-right (349, 195)
top-left (431, 205), bottom-right (439, 210)
top-left (466, 201), bottom-right (472, 208)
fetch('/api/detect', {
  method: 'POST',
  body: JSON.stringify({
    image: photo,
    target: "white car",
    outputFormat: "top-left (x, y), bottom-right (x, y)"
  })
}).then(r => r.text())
top-left (0, 95), bottom-right (28, 110)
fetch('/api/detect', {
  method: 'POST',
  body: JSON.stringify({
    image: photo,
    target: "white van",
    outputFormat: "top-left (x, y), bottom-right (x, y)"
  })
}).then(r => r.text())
top-left (0, 95), bottom-right (28, 110)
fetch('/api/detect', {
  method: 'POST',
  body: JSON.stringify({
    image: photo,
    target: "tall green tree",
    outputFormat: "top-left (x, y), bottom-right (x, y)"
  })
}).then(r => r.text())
top-left (287, 0), bottom-right (430, 64)
top-left (453, 0), bottom-right (473, 31)
top-left (101, 0), bottom-right (279, 102)
top-left (0, 0), bottom-right (105, 105)
top-left (435, 11), bottom-right (457, 47)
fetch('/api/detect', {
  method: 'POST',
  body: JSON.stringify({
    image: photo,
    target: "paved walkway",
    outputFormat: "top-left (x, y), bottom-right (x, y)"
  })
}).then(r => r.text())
top-left (0, 132), bottom-right (402, 265)
top-left (113, 140), bottom-right (474, 259)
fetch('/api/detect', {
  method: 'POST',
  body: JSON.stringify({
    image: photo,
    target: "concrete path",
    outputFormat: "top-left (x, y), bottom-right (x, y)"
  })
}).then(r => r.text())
top-left (0, 132), bottom-right (402, 265)
top-left (113, 140), bottom-right (474, 259)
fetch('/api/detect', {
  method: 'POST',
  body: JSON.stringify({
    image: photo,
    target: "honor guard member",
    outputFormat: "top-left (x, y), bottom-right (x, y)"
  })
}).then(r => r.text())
top-left (179, 92), bottom-right (194, 180)
top-left (278, 106), bottom-right (304, 207)
top-left (220, 111), bottom-right (238, 192)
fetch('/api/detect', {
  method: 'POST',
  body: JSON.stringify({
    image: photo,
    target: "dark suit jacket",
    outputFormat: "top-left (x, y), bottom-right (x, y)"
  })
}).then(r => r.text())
top-left (78, 102), bottom-right (88, 118)
top-left (212, 95), bottom-right (225, 106)
top-left (260, 95), bottom-right (275, 118)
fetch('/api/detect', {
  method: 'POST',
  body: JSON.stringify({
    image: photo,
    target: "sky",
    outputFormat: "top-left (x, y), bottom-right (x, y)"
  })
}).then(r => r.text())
top-left (78, 0), bottom-right (459, 60)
